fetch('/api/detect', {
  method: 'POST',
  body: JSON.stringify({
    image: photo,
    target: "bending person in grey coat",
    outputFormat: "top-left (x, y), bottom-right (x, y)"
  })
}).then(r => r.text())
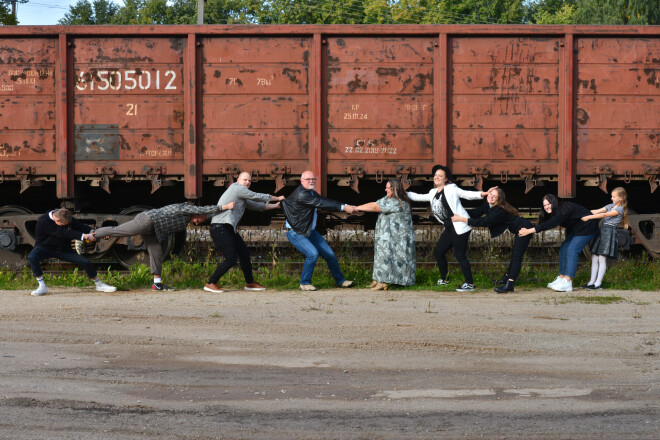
top-left (94, 202), bottom-right (234, 291)
top-left (204, 172), bottom-right (284, 293)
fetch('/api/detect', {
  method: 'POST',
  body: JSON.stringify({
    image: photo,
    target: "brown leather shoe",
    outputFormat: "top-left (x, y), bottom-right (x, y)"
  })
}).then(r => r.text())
top-left (244, 282), bottom-right (266, 291)
top-left (204, 283), bottom-right (224, 293)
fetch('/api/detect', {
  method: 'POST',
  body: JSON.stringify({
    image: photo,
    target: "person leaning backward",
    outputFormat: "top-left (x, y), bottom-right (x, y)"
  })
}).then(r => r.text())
top-left (281, 171), bottom-right (357, 291)
top-left (94, 202), bottom-right (235, 291)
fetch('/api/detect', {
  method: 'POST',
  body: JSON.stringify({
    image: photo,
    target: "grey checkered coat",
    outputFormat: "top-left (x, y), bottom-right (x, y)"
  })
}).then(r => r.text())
top-left (145, 203), bottom-right (219, 242)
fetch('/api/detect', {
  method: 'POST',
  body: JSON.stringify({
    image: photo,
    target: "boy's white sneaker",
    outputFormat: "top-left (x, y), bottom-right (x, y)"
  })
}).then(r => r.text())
top-left (96, 282), bottom-right (117, 293)
top-left (547, 276), bottom-right (562, 288)
top-left (31, 285), bottom-right (49, 296)
top-left (551, 278), bottom-right (573, 292)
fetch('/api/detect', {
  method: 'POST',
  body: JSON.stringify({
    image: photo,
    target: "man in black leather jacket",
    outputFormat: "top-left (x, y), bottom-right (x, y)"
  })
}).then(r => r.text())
top-left (282, 171), bottom-right (357, 291)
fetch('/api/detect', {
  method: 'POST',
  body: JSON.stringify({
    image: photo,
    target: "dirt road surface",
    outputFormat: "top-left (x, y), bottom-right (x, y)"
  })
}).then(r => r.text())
top-left (1, 287), bottom-right (658, 439)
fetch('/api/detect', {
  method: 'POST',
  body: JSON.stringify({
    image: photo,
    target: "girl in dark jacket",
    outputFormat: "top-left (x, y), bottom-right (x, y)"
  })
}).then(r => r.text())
top-left (451, 188), bottom-right (532, 293)
top-left (518, 194), bottom-right (599, 292)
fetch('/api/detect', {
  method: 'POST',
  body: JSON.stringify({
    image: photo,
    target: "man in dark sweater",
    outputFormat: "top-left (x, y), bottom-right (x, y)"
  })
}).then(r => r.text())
top-left (28, 208), bottom-right (116, 296)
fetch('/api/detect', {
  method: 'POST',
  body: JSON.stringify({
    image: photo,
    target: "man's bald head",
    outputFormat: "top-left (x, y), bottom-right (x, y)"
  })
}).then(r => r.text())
top-left (237, 172), bottom-right (252, 188)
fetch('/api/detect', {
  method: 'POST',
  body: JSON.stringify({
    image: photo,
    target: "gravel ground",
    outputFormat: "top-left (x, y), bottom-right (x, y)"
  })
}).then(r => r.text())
top-left (1, 286), bottom-right (658, 439)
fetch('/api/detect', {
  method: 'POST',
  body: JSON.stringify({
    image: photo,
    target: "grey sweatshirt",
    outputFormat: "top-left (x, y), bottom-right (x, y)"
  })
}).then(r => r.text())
top-left (211, 182), bottom-right (271, 231)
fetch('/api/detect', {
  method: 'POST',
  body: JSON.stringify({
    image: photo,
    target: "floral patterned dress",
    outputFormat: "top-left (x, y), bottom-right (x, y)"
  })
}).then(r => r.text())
top-left (372, 196), bottom-right (416, 286)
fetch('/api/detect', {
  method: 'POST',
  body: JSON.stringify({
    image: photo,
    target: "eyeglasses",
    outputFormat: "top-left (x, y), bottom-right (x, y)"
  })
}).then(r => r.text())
top-left (302, 178), bottom-right (317, 181)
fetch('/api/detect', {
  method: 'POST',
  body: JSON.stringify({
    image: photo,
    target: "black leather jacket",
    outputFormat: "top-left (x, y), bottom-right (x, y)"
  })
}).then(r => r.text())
top-left (282, 185), bottom-right (343, 237)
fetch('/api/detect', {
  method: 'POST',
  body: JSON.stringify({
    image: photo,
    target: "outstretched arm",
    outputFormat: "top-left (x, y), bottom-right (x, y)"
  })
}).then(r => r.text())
top-left (582, 208), bottom-right (620, 222)
top-left (356, 202), bottom-right (381, 213)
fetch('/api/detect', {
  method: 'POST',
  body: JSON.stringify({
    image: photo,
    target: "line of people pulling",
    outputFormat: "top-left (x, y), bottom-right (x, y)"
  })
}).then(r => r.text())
top-left (28, 166), bottom-right (628, 296)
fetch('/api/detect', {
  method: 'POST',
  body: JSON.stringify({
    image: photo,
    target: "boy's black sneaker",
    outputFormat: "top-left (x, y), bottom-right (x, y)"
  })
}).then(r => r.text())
top-left (152, 282), bottom-right (174, 291)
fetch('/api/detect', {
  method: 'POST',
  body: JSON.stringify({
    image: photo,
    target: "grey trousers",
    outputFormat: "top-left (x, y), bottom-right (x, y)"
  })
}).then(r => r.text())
top-left (95, 213), bottom-right (164, 275)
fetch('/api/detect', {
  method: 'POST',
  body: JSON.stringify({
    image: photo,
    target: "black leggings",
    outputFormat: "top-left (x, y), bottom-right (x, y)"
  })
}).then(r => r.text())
top-left (505, 234), bottom-right (533, 281)
top-left (208, 224), bottom-right (254, 284)
top-left (435, 227), bottom-right (472, 284)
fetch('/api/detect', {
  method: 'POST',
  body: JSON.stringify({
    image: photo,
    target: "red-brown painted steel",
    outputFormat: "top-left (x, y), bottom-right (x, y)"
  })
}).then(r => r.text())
top-left (559, 33), bottom-right (575, 198)
top-left (0, 25), bottom-right (659, 202)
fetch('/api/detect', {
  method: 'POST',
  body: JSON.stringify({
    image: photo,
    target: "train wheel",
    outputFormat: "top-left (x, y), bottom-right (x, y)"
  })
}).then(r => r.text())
top-left (111, 206), bottom-right (175, 269)
top-left (0, 205), bottom-right (34, 268)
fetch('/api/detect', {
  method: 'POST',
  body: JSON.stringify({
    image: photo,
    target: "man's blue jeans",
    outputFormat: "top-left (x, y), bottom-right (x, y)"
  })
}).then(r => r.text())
top-left (286, 229), bottom-right (346, 286)
top-left (558, 233), bottom-right (595, 278)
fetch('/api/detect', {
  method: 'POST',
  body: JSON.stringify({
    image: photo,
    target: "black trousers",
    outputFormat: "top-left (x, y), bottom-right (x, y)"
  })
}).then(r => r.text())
top-left (506, 234), bottom-right (533, 281)
top-left (208, 224), bottom-right (254, 284)
top-left (435, 227), bottom-right (473, 284)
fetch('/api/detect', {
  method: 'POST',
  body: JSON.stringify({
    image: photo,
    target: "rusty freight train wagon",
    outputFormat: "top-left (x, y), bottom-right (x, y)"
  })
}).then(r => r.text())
top-left (1, 25), bottom-right (659, 266)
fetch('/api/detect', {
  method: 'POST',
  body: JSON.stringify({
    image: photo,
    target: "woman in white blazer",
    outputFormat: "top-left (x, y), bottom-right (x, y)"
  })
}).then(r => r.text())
top-left (408, 165), bottom-right (495, 292)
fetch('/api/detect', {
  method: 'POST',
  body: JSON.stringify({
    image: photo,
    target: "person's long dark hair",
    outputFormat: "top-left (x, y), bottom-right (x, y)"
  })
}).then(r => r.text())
top-left (538, 194), bottom-right (559, 222)
top-left (388, 178), bottom-right (409, 207)
top-left (492, 188), bottom-right (518, 217)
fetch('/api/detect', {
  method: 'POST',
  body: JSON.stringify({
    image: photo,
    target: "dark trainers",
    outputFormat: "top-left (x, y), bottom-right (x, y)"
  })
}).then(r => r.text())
top-left (152, 282), bottom-right (174, 291)
top-left (456, 283), bottom-right (475, 292)
top-left (581, 283), bottom-right (594, 289)
top-left (587, 284), bottom-right (603, 290)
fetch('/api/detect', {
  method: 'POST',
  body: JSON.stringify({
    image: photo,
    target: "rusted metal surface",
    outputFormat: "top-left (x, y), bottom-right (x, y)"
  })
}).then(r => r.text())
top-left (325, 36), bottom-right (435, 189)
top-left (200, 36), bottom-right (310, 191)
top-left (576, 37), bottom-right (660, 193)
top-left (0, 25), bottom-right (659, 256)
top-left (450, 37), bottom-right (560, 193)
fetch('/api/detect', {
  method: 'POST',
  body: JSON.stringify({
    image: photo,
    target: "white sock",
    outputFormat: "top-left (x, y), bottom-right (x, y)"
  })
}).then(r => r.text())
top-left (37, 277), bottom-right (46, 288)
top-left (93, 278), bottom-right (103, 286)
top-left (595, 255), bottom-right (607, 287)
top-left (154, 277), bottom-right (162, 283)
top-left (588, 254), bottom-right (599, 285)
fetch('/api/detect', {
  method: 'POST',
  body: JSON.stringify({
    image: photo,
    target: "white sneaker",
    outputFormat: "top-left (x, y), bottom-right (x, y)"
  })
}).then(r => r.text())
top-left (551, 279), bottom-right (573, 292)
top-left (300, 284), bottom-right (317, 291)
top-left (31, 285), bottom-right (49, 296)
top-left (456, 283), bottom-right (475, 292)
top-left (547, 276), bottom-right (562, 288)
top-left (96, 282), bottom-right (117, 292)
top-left (436, 279), bottom-right (449, 286)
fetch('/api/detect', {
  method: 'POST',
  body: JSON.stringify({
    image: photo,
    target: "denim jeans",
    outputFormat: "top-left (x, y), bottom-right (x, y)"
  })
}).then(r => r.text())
top-left (28, 245), bottom-right (97, 278)
top-left (559, 233), bottom-right (595, 278)
top-left (286, 229), bottom-right (345, 286)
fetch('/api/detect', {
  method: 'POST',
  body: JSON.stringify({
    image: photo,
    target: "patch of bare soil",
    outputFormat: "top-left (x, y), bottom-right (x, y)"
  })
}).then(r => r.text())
top-left (1, 287), bottom-right (658, 439)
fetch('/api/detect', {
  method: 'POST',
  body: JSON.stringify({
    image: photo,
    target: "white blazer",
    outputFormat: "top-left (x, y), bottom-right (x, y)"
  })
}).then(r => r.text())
top-left (407, 183), bottom-right (484, 235)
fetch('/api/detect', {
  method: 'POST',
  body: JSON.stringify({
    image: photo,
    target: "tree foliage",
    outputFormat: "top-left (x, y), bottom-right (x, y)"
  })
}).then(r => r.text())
top-left (59, 0), bottom-right (118, 25)
top-left (52, 0), bottom-right (660, 25)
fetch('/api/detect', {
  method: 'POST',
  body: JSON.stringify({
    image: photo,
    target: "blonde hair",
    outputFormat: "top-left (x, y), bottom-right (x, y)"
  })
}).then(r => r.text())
top-left (612, 187), bottom-right (628, 229)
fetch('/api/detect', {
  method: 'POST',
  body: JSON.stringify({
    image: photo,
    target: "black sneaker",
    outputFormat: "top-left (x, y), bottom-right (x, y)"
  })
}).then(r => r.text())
top-left (581, 283), bottom-right (594, 289)
top-left (152, 282), bottom-right (174, 291)
top-left (456, 283), bottom-right (475, 292)
top-left (587, 284), bottom-right (602, 290)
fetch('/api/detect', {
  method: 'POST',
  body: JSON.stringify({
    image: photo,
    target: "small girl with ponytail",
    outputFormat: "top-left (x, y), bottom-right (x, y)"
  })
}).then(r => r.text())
top-left (581, 187), bottom-right (628, 289)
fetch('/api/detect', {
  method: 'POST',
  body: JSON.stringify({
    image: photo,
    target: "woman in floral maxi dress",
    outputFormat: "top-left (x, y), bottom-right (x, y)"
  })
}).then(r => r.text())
top-left (356, 178), bottom-right (416, 290)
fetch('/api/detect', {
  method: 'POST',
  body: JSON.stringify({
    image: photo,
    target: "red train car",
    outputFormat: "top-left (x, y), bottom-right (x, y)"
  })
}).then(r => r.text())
top-left (1, 25), bottom-right (659, 264)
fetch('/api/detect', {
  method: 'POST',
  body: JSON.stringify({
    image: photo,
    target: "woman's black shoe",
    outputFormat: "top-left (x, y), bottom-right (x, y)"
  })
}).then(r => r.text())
top-left (494, 279), bottom-right (514, 294)
top-left (494, 274), bottom-right (509, 286)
